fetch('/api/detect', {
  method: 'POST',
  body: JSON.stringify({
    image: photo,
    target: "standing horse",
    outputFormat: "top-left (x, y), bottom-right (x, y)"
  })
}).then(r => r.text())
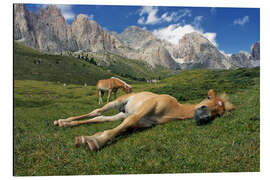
top-left (54, 89), bottom-right (235, 151)
top-left (97, 77), bottom-right (132, 104)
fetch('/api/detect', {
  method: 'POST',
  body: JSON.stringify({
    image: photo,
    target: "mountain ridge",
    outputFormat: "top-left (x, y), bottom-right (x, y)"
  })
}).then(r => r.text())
top-left (14, 4), bottom-right (260, 70)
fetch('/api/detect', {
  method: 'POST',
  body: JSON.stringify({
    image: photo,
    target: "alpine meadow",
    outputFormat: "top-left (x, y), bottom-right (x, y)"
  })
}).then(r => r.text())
top-left (13, 4), bottom-right (260, 176)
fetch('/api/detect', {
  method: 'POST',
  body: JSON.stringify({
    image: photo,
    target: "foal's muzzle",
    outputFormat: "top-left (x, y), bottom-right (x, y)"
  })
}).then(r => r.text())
top-left (194, 106), bottom-right (212, 125)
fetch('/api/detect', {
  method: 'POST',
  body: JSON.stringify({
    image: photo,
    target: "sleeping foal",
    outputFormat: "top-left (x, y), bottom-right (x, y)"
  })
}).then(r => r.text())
top-left (54, 89), bottom-right (235, 151)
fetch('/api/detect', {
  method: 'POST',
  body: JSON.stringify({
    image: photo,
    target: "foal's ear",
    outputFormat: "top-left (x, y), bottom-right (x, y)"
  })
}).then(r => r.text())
top-left (219, 93), bottom-right (236, 111)
top-left (208, 89), bottom-right (216, 99)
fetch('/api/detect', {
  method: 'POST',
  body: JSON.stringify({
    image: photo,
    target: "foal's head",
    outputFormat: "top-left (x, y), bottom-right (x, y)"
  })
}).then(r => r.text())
top-left (194, 90), bottom-right (235, 125)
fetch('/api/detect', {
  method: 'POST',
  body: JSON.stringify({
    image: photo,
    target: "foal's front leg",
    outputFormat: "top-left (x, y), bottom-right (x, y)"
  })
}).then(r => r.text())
top-left (59, 112), bottom-right (127, 127)
top-left (54, 111), bottom-right (99, 126)
top-left (54, 97), bottom-right (126, 127)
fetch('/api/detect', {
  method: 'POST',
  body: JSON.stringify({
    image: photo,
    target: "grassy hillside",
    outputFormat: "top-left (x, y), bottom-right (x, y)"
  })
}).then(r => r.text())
top-left (14, 67), bottom-right (260, 175)
top-left (150, 67), bottom-right (260, 101)
top-left (14, 42), bottom-right (176, 85)
top-left (14, 42), bottom-right (115, 85)
top-left (87, 51), bottom-right (177, 81)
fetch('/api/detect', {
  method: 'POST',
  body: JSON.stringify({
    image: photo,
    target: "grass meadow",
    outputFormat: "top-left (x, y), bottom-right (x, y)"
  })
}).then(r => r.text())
top-left (14, 67), bottom-right (260, 175)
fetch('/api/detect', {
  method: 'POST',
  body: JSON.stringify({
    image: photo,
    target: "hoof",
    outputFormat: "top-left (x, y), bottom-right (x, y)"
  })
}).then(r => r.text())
top-left (86, 137), bottom-right (100, 151)
top-left (58, 121), bottom-right (69, 127)
top-left (54, 119), bottom-right (66, 126)
top-left (75, 136), bottom-right (85, 147)
top-left (53, 120), bottom-right (59, 126)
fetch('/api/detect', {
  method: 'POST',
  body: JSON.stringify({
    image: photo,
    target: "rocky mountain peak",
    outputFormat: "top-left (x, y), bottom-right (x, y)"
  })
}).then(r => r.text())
top-left (176, 32), bottom-right (215, 62)
top-left (179, 32), bottom-right (213, 49)
top-left (229, 42), bottom-right (260, 68)
top-left (119, 26), bottom-right (156, 49)
top-left (14, 4), bottom-right (260, 70)
top-left (123, 26), bottom-right (148, 33)
top-left (251, 42), bottom-right (260, 60)
top-left (37, 5), bottom-right (62, 19)
top-left (73, 14), bottom-right (89, 24)
top-left (72, 13), bottom-right (125, 52)
top-left (170, 32), bottom-right (232, 69)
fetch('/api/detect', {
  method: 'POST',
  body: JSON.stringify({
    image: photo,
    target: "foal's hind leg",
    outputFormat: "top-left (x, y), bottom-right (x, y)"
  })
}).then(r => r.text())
top-left (55, 96), bottom-right (127, 126)
top-left (75, 98), bottom-right (157, 150)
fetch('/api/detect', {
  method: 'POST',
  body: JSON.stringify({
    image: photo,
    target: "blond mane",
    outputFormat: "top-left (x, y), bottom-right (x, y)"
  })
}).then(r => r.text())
top-left (111, 77), bottom-right (132, 88)
top-left (219, 93), bottom-right (236, 111)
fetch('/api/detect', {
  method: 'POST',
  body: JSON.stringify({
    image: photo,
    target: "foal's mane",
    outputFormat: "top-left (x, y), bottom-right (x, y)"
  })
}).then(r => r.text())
top-left (218, 93), bottom-right (236, 111)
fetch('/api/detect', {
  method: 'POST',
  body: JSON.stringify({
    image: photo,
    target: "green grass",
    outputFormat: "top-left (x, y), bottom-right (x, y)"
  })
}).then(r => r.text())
top-left (150, 67), bottom-right (260, 101)
top-left (14, 42), bottom-right (115, 85)
top-left (14, 67), bottom-right (260, 176)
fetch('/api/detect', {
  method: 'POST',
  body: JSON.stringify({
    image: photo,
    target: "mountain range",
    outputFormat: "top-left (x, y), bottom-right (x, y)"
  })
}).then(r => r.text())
top-left (14, 4), bottom-right (260, 70)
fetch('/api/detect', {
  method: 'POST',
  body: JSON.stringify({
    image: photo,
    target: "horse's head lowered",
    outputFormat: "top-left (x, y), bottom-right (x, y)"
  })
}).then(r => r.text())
top-left (194, 89), bottom-right (235, 125)
top-left (123, 84), bottom-right (132, 93)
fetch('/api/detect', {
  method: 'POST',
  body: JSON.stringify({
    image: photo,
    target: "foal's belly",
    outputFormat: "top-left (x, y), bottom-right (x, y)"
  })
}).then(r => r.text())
top-left (136, 115), bottom-right (158, 128)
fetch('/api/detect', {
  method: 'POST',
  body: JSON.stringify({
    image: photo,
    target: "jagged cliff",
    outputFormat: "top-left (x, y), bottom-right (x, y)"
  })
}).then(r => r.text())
top-left (14, 4), bottom-right (260, 70)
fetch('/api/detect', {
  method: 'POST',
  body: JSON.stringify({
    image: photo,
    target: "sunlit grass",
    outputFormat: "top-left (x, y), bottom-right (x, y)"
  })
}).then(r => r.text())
top-left (14, 67), bottom-right (259, 175)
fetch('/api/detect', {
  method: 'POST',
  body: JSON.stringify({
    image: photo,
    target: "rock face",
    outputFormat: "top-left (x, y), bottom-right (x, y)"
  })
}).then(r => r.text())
top-left (230, 51), bottom-right (253, 68)
top-left (14, 4), bottom-right (78, 52)
top-left (118, 26), bottom-right (179, 69)
top-left (251, 42), bottom-right (260, 60)
top-left (14, 4), bottom-right (38, 48)
top-left (170, 32), bottom-right (232, 69)
top-left (71, 14), bottom-right (122, 52)
top-left (35, 5), bottom-right (78, 52)
top-left (229, 42), bottom-right (260, 68)
top-left (14, 4), bottom-right (260, 70)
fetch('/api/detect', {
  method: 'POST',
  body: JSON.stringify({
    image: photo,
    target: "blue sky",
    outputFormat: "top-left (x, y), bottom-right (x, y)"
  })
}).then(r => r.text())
top-left (25, 4), bottom-right (260, 54)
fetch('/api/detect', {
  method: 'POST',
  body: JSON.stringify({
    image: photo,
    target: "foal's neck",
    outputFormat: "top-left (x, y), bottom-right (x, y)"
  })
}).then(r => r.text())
top-left (176, 103), bottom-right (197, 119)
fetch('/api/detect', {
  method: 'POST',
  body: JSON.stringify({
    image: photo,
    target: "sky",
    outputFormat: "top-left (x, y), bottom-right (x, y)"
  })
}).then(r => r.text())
top-left (25, 4), bottom-right (260, 55)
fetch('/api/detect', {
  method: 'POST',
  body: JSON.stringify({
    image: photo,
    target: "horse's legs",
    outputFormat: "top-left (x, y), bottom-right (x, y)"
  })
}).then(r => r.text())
top-left (59, 112), bottom-right (127, 127)
top-left (75, 99), bottom-right (157, 150)
top-left (107, 89), bottom-right (112, 103)
top-left (98, 90), bottom-right (104, 105)
top-left (113, 89), bottom-right (118, 100)
top-left (55, 97), bottom-right (126, 126)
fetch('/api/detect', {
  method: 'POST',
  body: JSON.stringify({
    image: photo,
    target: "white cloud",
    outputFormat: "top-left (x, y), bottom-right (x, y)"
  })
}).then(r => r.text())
top-left (138, 6), bottom-right (160, 25)
top-left (137, 6), bottom-right (192, 25)
top-left (38, 4), bottom-right (76, 21)
top-left (233, 16), bottom-right (249, 26)
top-left (192, 16), bottom-right (204, 29)
top-left (204, 32), bottom-right (217, 46)
top-left (153, 23), bottom-right (218, 47)
top-left (176, 9), bottom-right (192, 21)
top-left (220, 50), bottom-right (231, 57)
top-left (55, 5), bottom-right (75, 21)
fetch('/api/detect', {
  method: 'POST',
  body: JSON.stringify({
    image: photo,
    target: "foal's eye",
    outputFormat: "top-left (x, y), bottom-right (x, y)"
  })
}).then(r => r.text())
top-left (208, 96), bottom-right (211, 99)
